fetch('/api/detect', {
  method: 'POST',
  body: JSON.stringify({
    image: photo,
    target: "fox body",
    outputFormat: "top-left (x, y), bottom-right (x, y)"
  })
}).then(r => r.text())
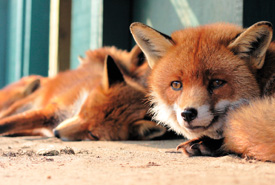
top-left (0, 46), bottom-right (165, 141)
top-left (131, 21), bottom-right (275, 161)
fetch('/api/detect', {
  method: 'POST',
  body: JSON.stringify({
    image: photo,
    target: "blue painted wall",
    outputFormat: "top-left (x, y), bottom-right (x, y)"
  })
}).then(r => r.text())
top-left (70, 0), bottom-right (105, 69)
top-left (0, 0), bottom-right (50, 88)
top-left (132, 0), bottom-right (243, 36)
top-left (24, 0), bottom-right (50, 76)
top-left (0, 0), bottom-right (8, 88)
top-left (70, 0), bottom-right (92, 69)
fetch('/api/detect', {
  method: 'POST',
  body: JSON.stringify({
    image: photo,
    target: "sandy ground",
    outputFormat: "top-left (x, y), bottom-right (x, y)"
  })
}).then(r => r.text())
top-left (0, 137), bottom-right (275, 185)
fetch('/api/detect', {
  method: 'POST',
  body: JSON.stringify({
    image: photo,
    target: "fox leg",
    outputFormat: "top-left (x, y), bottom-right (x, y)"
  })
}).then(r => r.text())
top-left (177, 136), bottom-right (224, 157)
top-left (5, 128), bottom-right (53, 137)
top-left (0, 105), bottom-right (57, 136)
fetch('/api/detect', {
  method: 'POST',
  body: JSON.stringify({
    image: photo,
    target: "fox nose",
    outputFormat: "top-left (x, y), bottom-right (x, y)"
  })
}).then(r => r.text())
top-left (181, 108), bottom-right (198, 123)
top-left (53, 129), bottom-right (60, 138)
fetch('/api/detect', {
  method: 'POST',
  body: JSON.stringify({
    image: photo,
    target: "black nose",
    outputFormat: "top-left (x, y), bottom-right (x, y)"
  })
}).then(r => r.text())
top-left (181, 108), bottom-right (198, 123)
top-left (53, 129), bottom-right (60, 138)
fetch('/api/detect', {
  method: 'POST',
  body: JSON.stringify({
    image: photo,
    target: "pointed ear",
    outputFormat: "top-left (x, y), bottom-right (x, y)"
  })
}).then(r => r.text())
top-left (130, 22), bottom-right (174, 68)
top-left (129, 45), bottom-right (145, 67)
top-left (23, 78), bottom-right (41, 96)
top-left (78, 56), bottom-right (85, 64)
top-left (130, 45), bottom-right (142, 56)
top-left (130, 120), bottom-right (166, 140)
top-left (228, 21), bottom-right (273, 69)
top-left (102, 55), bottom-right (125, 91)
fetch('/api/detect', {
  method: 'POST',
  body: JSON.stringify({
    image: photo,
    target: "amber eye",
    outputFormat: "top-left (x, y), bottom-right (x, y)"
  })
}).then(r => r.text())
top-left (208, 79), bottom-right (226, 92)
top-left (88, 131), bottom-right (99, 141)
top-left (171, 81), bottom-right (182, 91)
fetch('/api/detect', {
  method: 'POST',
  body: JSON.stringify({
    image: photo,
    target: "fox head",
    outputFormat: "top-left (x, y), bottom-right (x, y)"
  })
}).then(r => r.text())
top-left (53, 56), bottom-right (165, 141)
top-left (130, 21), bottom-right (273, 139)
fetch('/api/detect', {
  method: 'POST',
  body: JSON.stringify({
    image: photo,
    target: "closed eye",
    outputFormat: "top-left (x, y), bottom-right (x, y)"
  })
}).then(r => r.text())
top-left (88, 131), bottom-right (99, 140)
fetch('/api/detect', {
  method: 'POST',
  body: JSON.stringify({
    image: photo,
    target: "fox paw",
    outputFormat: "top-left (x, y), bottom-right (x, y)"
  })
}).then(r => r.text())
top-left (177, 136), bottom-right (224, 157)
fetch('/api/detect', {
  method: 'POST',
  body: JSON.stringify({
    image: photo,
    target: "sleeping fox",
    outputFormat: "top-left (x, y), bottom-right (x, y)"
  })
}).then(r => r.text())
top-left (0, 46), bottom-right (165, 141)
top-left (130, 21), bottom-right (275, 161)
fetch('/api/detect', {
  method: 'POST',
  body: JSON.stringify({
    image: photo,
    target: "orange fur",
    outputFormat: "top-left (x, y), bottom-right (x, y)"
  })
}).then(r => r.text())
top-left (0, 75), bottom-right (46, 112)
top-left (0, 46), bottom-right (166, 141)
top-left (131, 21), bottom-right (275, 161)
top-left (223, 96), bottom-right (275, 162)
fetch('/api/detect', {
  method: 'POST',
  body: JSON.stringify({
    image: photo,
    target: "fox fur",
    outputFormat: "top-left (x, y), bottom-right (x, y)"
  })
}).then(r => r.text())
top-left (131, 21), bottom-right (275, 161)
top-left (0, 46), bottom-right (165, 141)
top-left (0, 75), bottom-right (47, 113)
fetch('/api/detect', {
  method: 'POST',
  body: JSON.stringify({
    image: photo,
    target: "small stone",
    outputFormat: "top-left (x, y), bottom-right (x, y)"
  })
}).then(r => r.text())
top-left (37, 149), bottom-right (59, 156)
top-left (60, 147), bottom-right (75, 155)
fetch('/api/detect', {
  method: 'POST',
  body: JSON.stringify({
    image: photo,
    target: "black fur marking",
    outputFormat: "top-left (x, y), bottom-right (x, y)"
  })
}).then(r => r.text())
top-left (142, 37), bottom-right (151, 44)
top-left (0, 123), bottom-right (12, 134)
top-left (263, 73), bottom-right (275, 96)
top-left (156, 30), bottom-right (175, 44)
top-left (106, 56), bottom-right (125, 86)
top-left (250, 33), bottom-right (267, 53)
top-left (137, 52), bottom-right (145, 66)
top-left (104, 108), bottom-right (115, 119)
top-left (31, 81), bottom-right (41, 92)
top-left (43, 116), bottom-right (57, 127)
top-left (143, 127), bottom-right (161, 137)
top-left (141, 37), bottom-right (161, 54)
top-left (231, 29), bottom-right (269, 57)
top-left (180, 136), bottom-right (225, 157)
top-left (233, 32), bottom-right (241, 41)
top-left (256, 21), bottom-right (273, 28)
top-left (196, 136), bottom-right (225, 156)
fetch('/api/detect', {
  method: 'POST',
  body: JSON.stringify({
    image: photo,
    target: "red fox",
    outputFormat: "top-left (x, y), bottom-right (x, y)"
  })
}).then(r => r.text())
top-left (0, 46), bottom-right (165, 140)
top-left (131, 21), bottom-right (275, 161)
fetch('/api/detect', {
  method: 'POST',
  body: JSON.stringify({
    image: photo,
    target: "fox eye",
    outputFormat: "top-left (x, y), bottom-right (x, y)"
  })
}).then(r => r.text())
top-left (88, 131), bottom-right (99, 141)
top-left (171, 81), bottom-right (182, 91)
top-left (209, 79), bottom-right (226, 92)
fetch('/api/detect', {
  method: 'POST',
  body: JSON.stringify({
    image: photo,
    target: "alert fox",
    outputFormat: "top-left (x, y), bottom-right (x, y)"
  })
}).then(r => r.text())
top-left (0, 46), bottom-right (165, 140)
top-left (131, 21), bottom-right (275, 161)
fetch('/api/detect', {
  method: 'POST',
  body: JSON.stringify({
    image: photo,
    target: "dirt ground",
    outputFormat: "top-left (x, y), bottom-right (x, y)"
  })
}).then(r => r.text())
top-left (0, 137), bottom-right (275, 185)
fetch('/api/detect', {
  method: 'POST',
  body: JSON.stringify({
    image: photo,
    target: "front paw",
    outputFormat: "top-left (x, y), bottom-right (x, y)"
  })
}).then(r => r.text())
top-left (177, 136), bottom-right (224, 157)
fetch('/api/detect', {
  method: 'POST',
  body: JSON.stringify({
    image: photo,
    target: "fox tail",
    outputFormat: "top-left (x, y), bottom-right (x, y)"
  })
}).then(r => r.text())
top-left (223, 96), bottom-right (275, 162)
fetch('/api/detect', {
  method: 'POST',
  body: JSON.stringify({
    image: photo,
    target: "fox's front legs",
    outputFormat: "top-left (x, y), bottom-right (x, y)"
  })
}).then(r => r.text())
top-left (0, 104), bottom-right (58, 136)
top-left (177, 136), bottom-right (224, 157)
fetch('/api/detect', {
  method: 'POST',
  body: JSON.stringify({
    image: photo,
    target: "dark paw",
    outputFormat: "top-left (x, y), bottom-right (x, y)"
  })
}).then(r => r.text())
top-left (177, 136), bottom-right (224, 157)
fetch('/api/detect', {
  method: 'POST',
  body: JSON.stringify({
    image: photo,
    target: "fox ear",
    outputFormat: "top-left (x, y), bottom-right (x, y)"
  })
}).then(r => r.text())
top-left (102, 55), bottom-right (124, 91)
top-left (130, 120), bottom-right (166, 140)
top-left (130, 22), bottom-right (174, 68)
top-left (78, 56), bottom-right (85, 64)
top-left (23, 78), bottom-right (41, 96)
top-left (129, 45), bottom-right (146, 67)
top-left (229, 21), bottom-right (273, 69)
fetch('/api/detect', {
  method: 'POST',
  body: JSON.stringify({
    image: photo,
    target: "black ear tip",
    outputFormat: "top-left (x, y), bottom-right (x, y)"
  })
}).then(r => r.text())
top-left (256, 21), bottom-right (273, 29)
top-left (105, 55), bottom-right (125, 86)
top-left (106, 55), bottom-right (115, 63)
